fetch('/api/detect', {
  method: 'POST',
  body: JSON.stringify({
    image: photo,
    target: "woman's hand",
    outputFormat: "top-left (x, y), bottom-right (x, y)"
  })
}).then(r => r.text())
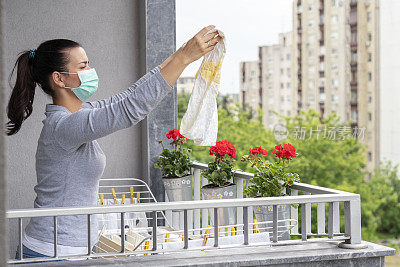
top-left (160, 25), bottom-right (222, 87)
top-left (178, 25), bottom-right (222, 65)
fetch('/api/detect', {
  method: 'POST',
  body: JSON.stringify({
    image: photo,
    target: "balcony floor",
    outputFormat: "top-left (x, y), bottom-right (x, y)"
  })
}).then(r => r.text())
top-left (25, 241), bottom-right (395, 267)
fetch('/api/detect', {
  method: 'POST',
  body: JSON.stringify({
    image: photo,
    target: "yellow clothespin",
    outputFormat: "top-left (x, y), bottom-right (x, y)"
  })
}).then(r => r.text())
top-left (231, 227), bottom-right (236, 236)
top-left (130, 187), bottom-right (134, 204)
top-left (218, 228), bottom-right (221, 237)
top-left (111, 188), bottom-right (118, 204)
top-left (202, 225), bottom-right (212, 247)
top-left (144, 240), bottom-right (150, 255)
top-left (100, 194), bottom-right (104, 205)
top-left (181, 234), bottom-right (185, 241)
top-left (137, 192), bottom-right (140, 203)
top-left (165, 233), bottom-right (170, 243)
top-left (253, 219), bottom-right (260, 233)
top-left (121, 194), bottom-right (125, 205)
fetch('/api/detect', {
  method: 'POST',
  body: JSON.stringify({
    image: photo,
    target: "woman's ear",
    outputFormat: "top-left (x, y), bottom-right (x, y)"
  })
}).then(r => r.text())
top-left (52, 71), bottom-right (65, 88)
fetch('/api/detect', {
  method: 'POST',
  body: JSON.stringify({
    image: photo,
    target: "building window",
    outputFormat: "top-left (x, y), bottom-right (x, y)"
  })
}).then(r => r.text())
top-left (351, 51), bottom-right (357, 62)
top-left (281, 96), bottom-right (285, 103)
top-left (309, 65), bottom-right (315, 74)
top-left (351, 31), bottom-right (357, 42)
top-left (368, 32), bottom-right (372, 41)
top-left (367, 92), bottom-right (372, 103)
top-left (287, 96), bottom-right (291, 102)
top-left (287, 68), bottom-right (291, 76)
top-left (280, 69), bottom-right (284, 75)
top-left (281, 83), bottom-right (284, 89)
top-left (331, 32), bottom-right (338, 39)
top-left (309, 4), bottom-right (314, 11)
top-left (368, 152), bottom-right (372, 161)
top-left (368, 53), bottom-right (372, 62)
top-left (309, 80), bottom-right (315, 89)
top-left (332, 79), bottom-right (339, 87)
top-left (332, 64), bottom-right (338, 73)
top-left (287, 82), bottom-right (291, 88)
top-left (332, 94), bottom-right (339, 103)
top-left (367, 12), bottom-right (372, 22)
top-left (331, 16), bottom-right (338, 24)
top-left (351, 110), bottom-right (358, 122)
top-left (309, 49), bottom-right (314, 57)
top-left (287, 111), bottom-right (291, 116)
top-left (332, 48), bottom-right (338, 55)
top-left (368, 72), bottom-right (372, 81)
top-left (309, 20), bottom-right (314, 27)
top-left (331, 0), bottom-right (336, 6)
top-left (368, 112), bottom-right (372, 121)
top-left (287, 53), bottom-right (291, 60)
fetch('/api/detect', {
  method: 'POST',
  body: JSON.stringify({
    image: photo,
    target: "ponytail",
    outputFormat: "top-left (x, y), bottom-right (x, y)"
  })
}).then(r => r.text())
top-left (6, 51), bottom-right (36, 135)
top-left (6, 39), bottom-right (81, 135)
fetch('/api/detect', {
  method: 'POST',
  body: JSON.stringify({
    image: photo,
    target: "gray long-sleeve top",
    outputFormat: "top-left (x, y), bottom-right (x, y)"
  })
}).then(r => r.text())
top-left (24, 65), bottom-right (173, 247)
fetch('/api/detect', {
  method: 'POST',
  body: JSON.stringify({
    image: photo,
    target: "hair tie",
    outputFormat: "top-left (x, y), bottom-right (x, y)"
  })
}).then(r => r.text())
top-left (28, 49), bottom-right (36, 60)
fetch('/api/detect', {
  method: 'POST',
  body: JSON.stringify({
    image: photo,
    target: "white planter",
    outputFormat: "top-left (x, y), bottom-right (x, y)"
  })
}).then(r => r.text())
top-left (202, 183), bottom-right (236, 227)
top-left (163, 175), bottom-right (192, 202)
top-left (254, 204), bottom-right (291, 240)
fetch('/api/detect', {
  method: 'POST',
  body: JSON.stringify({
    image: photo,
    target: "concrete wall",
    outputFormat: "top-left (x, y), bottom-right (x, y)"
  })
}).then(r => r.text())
top-left (3, 0), bottom-right (176, 258)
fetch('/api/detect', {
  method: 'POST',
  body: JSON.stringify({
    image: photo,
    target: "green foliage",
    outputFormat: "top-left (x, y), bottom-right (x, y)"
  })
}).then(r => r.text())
top-left (154, 147), bottom-right (191, 178)
top-left (201, 155), bottom-right (235, 187)
top-left (177, 93), bottom-right (400, 241)
top-left (242, 151), bottom-right (300, 198)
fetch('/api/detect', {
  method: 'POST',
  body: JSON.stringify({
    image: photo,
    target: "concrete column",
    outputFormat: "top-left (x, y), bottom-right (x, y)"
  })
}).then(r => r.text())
top-left (139, 0), bottom-right (177, 202)
top-left (0, 0), bottom-right (8, 265)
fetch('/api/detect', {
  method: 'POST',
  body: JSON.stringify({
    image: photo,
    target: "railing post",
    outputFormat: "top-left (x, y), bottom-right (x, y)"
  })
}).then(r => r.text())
top-left (120, 212), bottom-right (125, 253)
top-left (184, 209), bottom-right (189, 249)
top-left (243, 206), bottom-right (249, 245)
top-left (87, 214), bottom-right (91, 255)
top-left (317, 203), bottom-right (325, 234)
top-left (213, 208), bottom-right (219, 247)
top-left (193, 168), bottom-right (201, 236)
top-left (339, 198), bottom-right (367, 248)
top-left (301, 203), bottom-right (308, 241)
top-left (236, 178), bottom-right (244, 234)
top-left (53, 216), bottom-right (58, 258)
top-left (18, 218), bottom-right (23, 260)
top-left (201, 176), bottom-right (209, 231)
top-left (272, 205), bottom-right (278, 243)
top-left (290, 189), bottom-right (299, 235)
top-left (152, 211), bottom-right (157, 251)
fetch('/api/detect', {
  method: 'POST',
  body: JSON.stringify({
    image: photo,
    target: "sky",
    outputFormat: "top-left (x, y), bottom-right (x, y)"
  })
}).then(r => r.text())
top-left (176, 0), bottom-right (293, 95)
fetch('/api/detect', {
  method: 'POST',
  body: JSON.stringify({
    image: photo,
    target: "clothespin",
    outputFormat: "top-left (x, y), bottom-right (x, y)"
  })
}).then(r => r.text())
top-left (111, 188), bottom-right (118, 204)
top-left (181, 233), bottom-right (185, 241)
top-left (231, 227), bottom-right (236, 236)
top-left (137, 192), bottom-right (140, 203)
top-left (253, 219), bottom-right (260, 233)
top-left (144, 240), bottom-right (150, 255)
top-left (130, 187), bottom-right (134, 204)
top-left (121, 194), bottom-right (125, 205)
top-left (165, 233), bottom-right (170, 243)
top-left (202, 225), bottom-right (212, 247)
top-left (100, 194), bottom-right (104, 205)
top-left (218, 228), bottom-right (221, 237)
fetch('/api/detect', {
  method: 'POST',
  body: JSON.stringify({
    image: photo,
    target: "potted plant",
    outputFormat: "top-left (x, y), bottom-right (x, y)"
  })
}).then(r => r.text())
top-left (242, 144), bottom-right (300, 240)
top-left (154, 129), bottom-right (192, 202)
top-left (201, 140), bottom-right (237, 226)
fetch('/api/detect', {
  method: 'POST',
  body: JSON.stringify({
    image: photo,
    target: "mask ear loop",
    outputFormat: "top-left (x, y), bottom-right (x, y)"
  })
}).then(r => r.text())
top-left (59, 72), bottom-right (79, 89)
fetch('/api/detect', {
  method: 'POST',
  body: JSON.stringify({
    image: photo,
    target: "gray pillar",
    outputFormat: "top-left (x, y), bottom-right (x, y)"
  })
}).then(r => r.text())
top-left (139, 0), bottom-right (177, 202)
top-left (0, 0), bottom-right (8, 265)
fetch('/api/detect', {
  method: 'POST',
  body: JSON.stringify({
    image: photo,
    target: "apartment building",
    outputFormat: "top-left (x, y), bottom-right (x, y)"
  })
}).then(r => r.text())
top-left (293, 0), bottom-right (379, 176)
top-left (177, 77), bottom-right (196, 94)
top-left (239, 61), bottom-right (260, 115)
top-left (240, 32), bottom-right (294, 129)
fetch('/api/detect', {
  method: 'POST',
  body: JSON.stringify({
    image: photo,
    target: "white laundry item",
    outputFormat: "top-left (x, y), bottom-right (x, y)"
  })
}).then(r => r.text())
top-left (180, 29), bottom-right (226, 146)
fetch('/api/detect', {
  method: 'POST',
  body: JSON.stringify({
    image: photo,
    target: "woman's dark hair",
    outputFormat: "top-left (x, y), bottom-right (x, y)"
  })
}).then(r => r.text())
top-left (6, 39), bottom-right (81, 135)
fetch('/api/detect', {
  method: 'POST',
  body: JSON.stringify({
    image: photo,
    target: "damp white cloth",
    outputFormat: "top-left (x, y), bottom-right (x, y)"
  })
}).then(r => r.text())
top-left (180, 29), bottom-right (226, 146)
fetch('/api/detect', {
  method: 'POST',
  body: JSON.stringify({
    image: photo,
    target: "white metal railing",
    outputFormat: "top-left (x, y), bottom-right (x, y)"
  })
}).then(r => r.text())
top-left (7, 161), bottom-right (363, 264)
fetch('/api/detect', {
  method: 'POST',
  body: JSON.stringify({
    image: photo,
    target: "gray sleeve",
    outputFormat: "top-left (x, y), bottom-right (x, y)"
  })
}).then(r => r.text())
top-left (84, 65), bottom-right (162, 109)
top-left (53, 69), bottom-right (173, 150)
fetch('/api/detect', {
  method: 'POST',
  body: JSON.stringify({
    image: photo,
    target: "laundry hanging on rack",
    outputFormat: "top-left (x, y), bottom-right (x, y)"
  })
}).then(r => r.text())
top-left (180, 29), bottom-right (226, 146)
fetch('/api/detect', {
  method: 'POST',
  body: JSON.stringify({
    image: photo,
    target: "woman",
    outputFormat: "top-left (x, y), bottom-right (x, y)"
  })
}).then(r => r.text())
top-left (9, 25), bottom-right (222, 259)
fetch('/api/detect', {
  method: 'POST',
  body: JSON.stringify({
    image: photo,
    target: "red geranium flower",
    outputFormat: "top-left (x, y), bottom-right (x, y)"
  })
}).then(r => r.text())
top-left (209, 140), bottom-right (236, 159)
top-left (249, 146), bottom-right (268, 156)
top-left (166, 129), bottom-right (185, 140)
top-left (272, 143), bottom-right (296, 159)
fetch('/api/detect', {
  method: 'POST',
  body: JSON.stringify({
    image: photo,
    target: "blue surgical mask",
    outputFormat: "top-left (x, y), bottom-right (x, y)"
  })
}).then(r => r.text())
top-left (61, 68), bottom-right (99, 101)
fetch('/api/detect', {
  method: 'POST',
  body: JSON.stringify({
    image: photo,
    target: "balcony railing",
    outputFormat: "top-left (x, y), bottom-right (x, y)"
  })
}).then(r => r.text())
top-left (7, 162), bottom-right (364, 264)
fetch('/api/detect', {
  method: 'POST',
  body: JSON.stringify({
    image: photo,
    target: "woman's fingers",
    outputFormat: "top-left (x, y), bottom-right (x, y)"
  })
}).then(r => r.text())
top-left (203, 31), bottom-right (219, 43)
top-left (208, 36), bottom-right (222, 46)
top-left (195, 25), bottom-right (216, 39)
